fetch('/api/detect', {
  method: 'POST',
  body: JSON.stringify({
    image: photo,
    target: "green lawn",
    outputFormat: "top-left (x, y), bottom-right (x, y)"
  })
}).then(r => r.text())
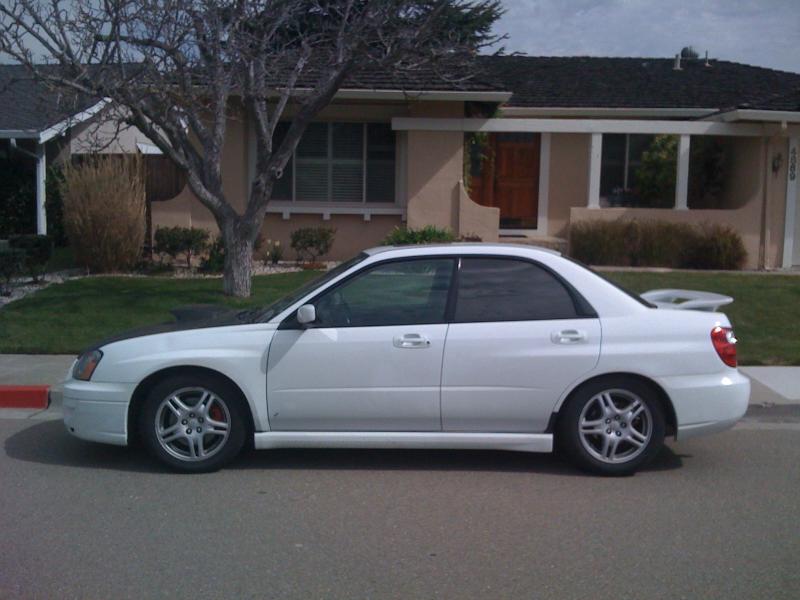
top-left (605, 271), bottom-right (800, 366)
top-left (0, 272), bottom-right (320, 355)
top-left (0, 269), bottom-right (798, 364)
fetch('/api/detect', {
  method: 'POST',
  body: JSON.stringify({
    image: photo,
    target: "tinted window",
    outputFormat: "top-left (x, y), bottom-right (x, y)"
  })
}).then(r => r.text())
top-left (314, 259), bottom-right (454, 327)
top-left (454, 258), bottom-right (578, 322)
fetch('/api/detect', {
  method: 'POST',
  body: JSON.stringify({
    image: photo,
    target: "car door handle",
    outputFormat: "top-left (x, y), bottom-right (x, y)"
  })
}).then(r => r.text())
top-left (551, 329), bottom-right (588, 344)
top-left (393, 333), bottom-right (431, 348)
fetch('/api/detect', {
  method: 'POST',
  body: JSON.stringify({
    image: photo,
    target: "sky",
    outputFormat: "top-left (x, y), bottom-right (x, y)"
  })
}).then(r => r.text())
top-left (492, 0), bottom-right (800, 73)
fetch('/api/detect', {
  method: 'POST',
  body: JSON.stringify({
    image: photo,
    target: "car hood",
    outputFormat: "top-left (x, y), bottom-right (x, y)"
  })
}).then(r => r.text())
top-left (86, 305), bottom-right (259, 351)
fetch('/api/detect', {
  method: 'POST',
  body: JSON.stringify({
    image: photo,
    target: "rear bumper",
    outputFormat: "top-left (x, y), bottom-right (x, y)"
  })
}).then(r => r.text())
top-left (62, 380), bottom-right (135, 446)
top-left (657, 371), bottom-right (750, 441)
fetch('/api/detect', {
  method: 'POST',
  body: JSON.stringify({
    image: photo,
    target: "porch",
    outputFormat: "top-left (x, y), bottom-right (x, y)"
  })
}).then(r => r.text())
top-left (393, 117), bottom-right (800, 270)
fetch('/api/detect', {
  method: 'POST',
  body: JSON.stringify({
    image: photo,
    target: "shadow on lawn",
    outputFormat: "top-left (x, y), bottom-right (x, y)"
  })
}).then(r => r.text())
top-left (4, 419), bottom-right (685, 476)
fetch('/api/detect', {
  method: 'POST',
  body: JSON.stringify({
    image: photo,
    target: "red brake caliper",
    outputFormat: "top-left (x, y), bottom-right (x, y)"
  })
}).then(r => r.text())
top-left (209, 404), bottom-right (225, 422)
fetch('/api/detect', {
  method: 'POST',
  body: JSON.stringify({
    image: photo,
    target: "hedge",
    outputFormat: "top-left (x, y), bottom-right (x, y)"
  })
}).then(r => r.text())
top-left (569, 220), bottom-right (746, 270)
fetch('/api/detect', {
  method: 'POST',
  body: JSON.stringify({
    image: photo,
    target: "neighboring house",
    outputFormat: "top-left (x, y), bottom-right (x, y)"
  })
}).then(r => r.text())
top-left (154, 54), bottom-right (800, 269)
top-left (0, 65), bottom-right (161, 235)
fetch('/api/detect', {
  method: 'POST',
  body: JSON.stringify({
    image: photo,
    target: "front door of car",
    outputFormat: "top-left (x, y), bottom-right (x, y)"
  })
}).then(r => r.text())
top-left (266, 258), bottom-right (455, 431)
top-left (441, 257), bottom-right (601, 433)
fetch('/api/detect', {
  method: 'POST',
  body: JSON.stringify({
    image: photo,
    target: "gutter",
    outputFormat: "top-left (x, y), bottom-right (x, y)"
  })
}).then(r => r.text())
top-left (0, 98), bottom-right (110, 144)
top-left (500, 106), bottom-right (718, 119)
top-left (38, 98), bottom-right (110, 143)
top-left (711, 109), bottom-right (800, 124)
top-left (278, 87), bottom-right (512, 103)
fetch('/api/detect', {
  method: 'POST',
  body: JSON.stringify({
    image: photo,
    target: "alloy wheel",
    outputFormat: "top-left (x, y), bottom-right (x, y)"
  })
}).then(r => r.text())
top-left (154, 387), bottom-right (231, 462)
top-left (578, 389), bottom-right (653, 464)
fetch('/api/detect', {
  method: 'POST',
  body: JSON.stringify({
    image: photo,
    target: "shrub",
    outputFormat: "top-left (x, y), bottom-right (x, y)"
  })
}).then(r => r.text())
top-left (685, 223), bottom-right (747, 270)
top-left (382, 225), bottom-right (457, 245)
top-left (201, 237), bottom-right (226, 273)
top-left (569, 219), bottom-right (747, 270)
top-left (569, 220), bottom-right (634, 266)
top-left (59, 156), bottom-right (145, 272)
top-left (259, 239), bottom-right (284, 265)
top-left (8, 234), bottom-right (53, 282)
top-left (634, 135), bottom-right (678, 208)
top-left (154, 226), bottom-right (209, 269)
top-left (290, 227), bottom-right (336, 263)
top-left (629, 221), bottom-right (697, 268)
top-left (0, 247), bottom-right (25, 296)
top-left (153, 226), bottom-right (185, 265)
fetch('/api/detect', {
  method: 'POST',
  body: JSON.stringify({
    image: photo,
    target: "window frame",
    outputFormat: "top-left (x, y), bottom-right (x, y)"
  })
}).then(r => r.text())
top-left (280, 256), bottom-right (459, 330)
top-left (450, 256), bottom-right (597, 324)
top-left (266, 121), bottom-right (398, 205)
top-left (279, 254), bottom-right (596, 330)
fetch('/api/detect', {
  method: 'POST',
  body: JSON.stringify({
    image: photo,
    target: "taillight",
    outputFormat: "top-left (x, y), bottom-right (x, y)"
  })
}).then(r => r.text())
top-left (711, 326), bottom-right (737, 368)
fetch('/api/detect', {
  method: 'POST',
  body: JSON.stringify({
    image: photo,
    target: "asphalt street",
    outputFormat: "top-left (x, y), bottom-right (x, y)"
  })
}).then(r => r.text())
top-left (1, 407), bottom-right (799, 599)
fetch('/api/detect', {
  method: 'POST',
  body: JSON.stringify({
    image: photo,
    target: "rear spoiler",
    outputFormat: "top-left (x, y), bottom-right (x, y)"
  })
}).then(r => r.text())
top-left (640, 289), bottom-right (733, 312)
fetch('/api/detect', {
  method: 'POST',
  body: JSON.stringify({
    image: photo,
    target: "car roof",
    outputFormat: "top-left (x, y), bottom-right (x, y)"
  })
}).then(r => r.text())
top-left (363, 243), bottom-right (561, 258)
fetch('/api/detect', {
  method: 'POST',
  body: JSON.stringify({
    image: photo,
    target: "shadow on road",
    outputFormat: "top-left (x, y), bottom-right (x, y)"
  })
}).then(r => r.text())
top-left (4, 419), bottom-right (685, 476)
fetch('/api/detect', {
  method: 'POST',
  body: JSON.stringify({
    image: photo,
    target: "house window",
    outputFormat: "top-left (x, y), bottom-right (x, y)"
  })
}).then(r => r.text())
top-left (600, 134), bottom-right (677, 208)
top-left (271, 122), bottom-right (396, 204)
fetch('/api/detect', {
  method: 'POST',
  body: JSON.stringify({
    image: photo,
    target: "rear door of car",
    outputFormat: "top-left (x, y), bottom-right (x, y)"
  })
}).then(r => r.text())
top-left (441, 256), bottom-right (601, 433)
top-left (267, 257), bottom-right (456, 431)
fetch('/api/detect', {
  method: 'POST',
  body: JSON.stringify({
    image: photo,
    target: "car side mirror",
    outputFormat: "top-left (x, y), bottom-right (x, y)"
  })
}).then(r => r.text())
top-left (296, 304), bottom-right (316, 326)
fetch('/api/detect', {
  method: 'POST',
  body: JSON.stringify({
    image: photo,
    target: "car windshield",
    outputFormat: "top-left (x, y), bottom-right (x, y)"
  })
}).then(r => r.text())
top-left (249, 253), bottom-right (368, 323)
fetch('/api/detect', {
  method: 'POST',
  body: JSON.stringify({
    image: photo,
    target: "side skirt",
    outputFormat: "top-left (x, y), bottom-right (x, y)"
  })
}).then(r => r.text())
top-left (253, 431), bottom-right (553, 453)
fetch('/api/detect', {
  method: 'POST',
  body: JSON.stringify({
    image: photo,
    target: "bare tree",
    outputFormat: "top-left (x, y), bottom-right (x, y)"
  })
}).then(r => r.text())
top-left (0, 0), bottom-right (503, 296)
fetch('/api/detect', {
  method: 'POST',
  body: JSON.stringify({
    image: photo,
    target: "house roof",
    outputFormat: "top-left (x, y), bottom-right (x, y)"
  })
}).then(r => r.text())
top-left (2, 56), bottom-right (798, 135)
top-left (742, 86), bottom-right (800, 111)
top-left (0, 65), bottom-right (101, 135)
top-left (475, 55), bottom-right (800, 111)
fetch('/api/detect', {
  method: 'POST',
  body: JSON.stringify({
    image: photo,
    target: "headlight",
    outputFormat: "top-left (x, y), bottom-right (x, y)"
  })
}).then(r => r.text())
top-left (73, 350), bottom-right (103, 381)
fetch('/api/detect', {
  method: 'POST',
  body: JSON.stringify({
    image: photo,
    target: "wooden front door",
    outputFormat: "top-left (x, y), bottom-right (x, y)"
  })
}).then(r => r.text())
top-left (471, 133), bottom-right (540, 230)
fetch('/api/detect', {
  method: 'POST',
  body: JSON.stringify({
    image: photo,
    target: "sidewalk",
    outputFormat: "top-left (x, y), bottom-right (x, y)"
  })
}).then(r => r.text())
top-left (0, 354), bottom-right (74, 386)
top-left (0, 354), bottom-right (798, 407)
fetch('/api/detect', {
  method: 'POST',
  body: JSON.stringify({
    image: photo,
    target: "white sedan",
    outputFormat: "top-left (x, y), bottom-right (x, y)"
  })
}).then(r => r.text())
top-left (63, 244), bottom-right (749, 475)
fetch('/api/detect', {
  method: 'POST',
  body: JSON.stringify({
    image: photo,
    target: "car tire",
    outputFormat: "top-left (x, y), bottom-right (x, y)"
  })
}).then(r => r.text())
top-left (138, 373), bottom-right (248, 473)
top-left (557, 377), bottom-right (666, 476)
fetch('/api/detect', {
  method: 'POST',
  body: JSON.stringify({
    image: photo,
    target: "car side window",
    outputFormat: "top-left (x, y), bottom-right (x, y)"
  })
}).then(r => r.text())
top-left (313, 258), bottom-right (455, 327)
top-left (454, 258), bottom-right (579, 323)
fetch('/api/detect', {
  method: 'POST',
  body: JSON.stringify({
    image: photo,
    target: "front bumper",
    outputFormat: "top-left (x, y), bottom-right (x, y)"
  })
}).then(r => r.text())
top-left (62, 379), bottom-right (136, 446)
top-left (657, 370), bottom-right (750, 441)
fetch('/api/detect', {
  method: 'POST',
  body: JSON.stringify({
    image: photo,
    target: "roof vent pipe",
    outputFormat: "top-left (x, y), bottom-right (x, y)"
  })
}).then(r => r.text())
top-left (673, 54), bottom-right (682, 70)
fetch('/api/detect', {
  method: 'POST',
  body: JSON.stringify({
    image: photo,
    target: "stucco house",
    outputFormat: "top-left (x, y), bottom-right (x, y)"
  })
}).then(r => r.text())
top-left (17, 56), bottom-right (800, 269)
top-left (155, 54), bottom-right (800, 269)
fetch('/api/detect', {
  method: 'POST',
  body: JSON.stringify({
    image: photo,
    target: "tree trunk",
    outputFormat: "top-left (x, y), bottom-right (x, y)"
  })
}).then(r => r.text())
top-left (221, 220), bottom-right (255, 298)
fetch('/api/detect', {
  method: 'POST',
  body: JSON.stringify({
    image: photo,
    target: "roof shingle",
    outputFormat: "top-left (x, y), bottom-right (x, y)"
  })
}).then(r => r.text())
top-left (475, 55), bottom-right (800, 110)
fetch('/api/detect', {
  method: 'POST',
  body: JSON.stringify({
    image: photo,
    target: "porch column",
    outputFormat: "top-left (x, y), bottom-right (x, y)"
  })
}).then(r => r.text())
top-left (782, 136), bottom-right (799, 268)
top-left (35, 142), bottom-right (47, 235)
top-left (587, 133), bottom-right (602, 208)
top-left (674, 134), bottom-right (690, 210)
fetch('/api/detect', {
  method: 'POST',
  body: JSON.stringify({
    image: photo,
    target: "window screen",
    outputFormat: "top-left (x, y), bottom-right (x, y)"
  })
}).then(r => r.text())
top-left (454, 258), bottom-right (578, 322)
top-left (314, 259), bottom-right (454, 327)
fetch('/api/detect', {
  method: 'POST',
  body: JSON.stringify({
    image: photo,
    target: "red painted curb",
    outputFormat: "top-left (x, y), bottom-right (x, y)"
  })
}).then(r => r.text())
top-left (0, 385), bottom-right (50, 409)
